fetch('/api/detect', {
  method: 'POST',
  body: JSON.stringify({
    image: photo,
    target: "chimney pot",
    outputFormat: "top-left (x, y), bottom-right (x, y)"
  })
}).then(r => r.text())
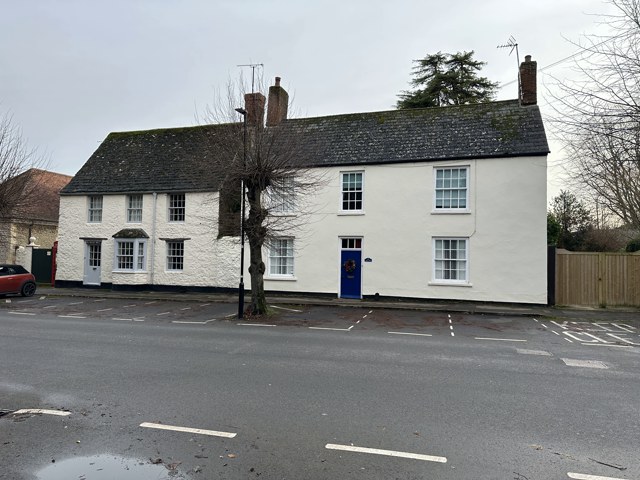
top-left (275, 76), bottom-right (281, 87)
top-left (525, 55), bottom-right (531, 62)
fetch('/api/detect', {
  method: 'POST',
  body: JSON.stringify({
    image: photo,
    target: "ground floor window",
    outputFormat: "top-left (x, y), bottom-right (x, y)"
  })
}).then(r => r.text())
top-left (268, 238), bottom-right (294, 276)
top-left (433, 238), bottom-right (468, 282)
top-left (114, 239), bottom-right (146, 272)
top-left (166, 240), bottom-right (184, 271)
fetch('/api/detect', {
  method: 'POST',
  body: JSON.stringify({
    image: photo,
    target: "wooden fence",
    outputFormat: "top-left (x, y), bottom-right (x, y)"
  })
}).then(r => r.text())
top-left (555, 249), bottom-right (640, 307)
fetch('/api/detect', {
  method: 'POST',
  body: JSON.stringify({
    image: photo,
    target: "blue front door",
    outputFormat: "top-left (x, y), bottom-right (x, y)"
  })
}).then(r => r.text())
top-left (340, 250), bottom-right (362, 299)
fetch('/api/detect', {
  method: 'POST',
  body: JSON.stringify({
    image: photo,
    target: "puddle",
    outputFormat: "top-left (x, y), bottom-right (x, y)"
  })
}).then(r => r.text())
top-left (36, 454), bottom-right (182, 479)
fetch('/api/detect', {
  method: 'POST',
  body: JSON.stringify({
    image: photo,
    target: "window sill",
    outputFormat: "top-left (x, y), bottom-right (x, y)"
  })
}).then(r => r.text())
top-left (165, 270), bottom-right (184, 273)
top-left (428, 281), bottom-right (472, 287)
top-left (113, 270), bottom-right (147, 274)
top-left (265, 276), bottom-right (297, 281)
top-left (430, 210), bottom-right (471, 215)
top-left (338, 211), bottom-right (365, 216)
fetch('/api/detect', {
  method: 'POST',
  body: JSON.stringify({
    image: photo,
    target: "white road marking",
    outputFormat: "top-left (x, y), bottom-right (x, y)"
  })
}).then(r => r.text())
top-left (325, 443), bottom-right (446, 463)
top-left (562, 358), bottom-right (608, 369)
top-left (43, 305), bottom-right (56, 309)
top-left (172, 319), bottom-right (216, 324)
top-left (144, 301), bottom-right (157, 305)
top-left (97, 308), bottom-right (113, 312)
top-left (13, 409), bottom-right (70, 416)
top-left (93, 299), bottom-right (106, 302)
top-left (541, 323), bottom-right (548, 328)
top-left (68, 302), bottom-right (83, 305)
top-left (368, 310), bottom-right (373, 314)
top-left (581, 343), bottom-right (632, 348)
top-left (239, 323), bottom-right (276, 327)
top-left (180, 307), bottom-right (191, 311)
top-left (388, 332), bottom-right (433, 337)
top-left (568, 472), bottom-right (628, 480)
top-left (5, 299), bottom-right (10, 303)
top-left (449, 325), bottom-right (453, 330)
top-left (533, 318), bottom-right (538, 322)
top-left (612, 322), bottom-right (636, 333)
top-left (309, 326), bottom-right (351, 332)
top-left (552, 330), bottom-right (560, 335)
top-left (224, 313), bottom-right (236, 318)
top-left (270, 305), bottom-right (302, 313)
top-left (39, 296), bottom-right (47, 300)
top-left (551, 320), bottom-right (567, 329)
top-left (362, 314), bottom-right (367, 318)
top-left (200, 303), bottom-right (210, 307)
top-left (140, 422), bottom-right (236, 438)
top-left (451, 332), bottom-right (455, 337)
top-left (156, 312), bottom-right (171, 316)
top-left (123, 304), bottom-right (137, 308)
top-left (58, 315), bottom-right (86, 319)
top-left (564, 338), bottom-right (574, 343)
top-left (606, 333), bottom-right (640, 345)
top-left (516, 348), bottom-right (552, 356)
top-left (475, 337), bottom-right (527, 342)
top-left (9, 312), bottom-right (36, 316)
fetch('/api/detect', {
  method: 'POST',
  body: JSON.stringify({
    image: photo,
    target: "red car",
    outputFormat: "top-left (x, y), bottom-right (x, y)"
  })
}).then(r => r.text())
top-left (0, 264), bottom-right (37, 297)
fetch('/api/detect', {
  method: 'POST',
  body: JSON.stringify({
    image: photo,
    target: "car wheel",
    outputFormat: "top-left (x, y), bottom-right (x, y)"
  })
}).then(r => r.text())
top-left (21, 282), bottom-right (36, 297)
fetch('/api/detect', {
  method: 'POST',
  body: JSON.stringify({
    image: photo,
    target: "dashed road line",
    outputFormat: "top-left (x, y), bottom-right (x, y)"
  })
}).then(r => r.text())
top-left (564, 338), bottom-right (574, 343)
top-left (112, 318), bottom-right (145, 322)
top-left (156, 312), bottom-right (171, 316)
top-left (239, 323), bottom-right (276, 327)
top-left (552, 330), bottom-right (560, 335)
top-left (8, 312), bottom-right (36, 316)
top-left (325, 443), bottom-right (447, 463)
top-left (123, 304), bottom-right (137, 308)
top-left (475, 337), bottom-right (527, 342)
top-left (43, 305), bottom-right (56, 309)
top-left (541, 323), bottom-right (548, 329)
top-left (144, 301), bottom-right (157, 305)
top-left (58, 315), bottom-right (86, 319)
top-left (68, 302), bottom-right (84, 305)
top-left (568, 472), bottom-right (628, 480)
top-left (224, 313), bottom-right (236, 318)
top-left (13, 409), bottom-right (70, 417)
top-left (180, 307), bottom-right (191, 311)
top-left (172, 319), bottom-right (216, 325)
top-left (93, 299), bottom-right (106, 302)
top-left (562, 358), bottom-right (608, 369)
top-left (140, 422), bottom-right (236, 438)
top-left (388, 332), bottom-right (433, 337)
top-left (97, 308), bottom-right (113, 312)
top-left (200, 303), bottom-right (210, 307)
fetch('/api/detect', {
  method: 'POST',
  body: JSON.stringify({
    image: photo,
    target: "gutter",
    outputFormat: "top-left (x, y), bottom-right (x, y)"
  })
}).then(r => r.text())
top-left (150, 192), bottom-right (158, 285)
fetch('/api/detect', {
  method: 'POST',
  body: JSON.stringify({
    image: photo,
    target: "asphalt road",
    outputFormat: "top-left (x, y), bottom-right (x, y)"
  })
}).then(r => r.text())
top-left (1, 296), bottom-right (638, 480)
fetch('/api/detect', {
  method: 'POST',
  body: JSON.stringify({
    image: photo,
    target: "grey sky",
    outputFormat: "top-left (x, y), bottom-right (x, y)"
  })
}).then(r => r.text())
top-left (0, 0), bottom-right (615, 198)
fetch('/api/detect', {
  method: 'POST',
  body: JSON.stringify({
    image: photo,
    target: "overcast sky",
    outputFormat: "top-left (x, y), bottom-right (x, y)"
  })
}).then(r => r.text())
top-left (0, 0), bottom-right (616, 198)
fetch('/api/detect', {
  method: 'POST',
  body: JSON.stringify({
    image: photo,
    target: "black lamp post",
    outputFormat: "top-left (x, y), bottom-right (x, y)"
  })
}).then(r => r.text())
top-left (235, 107), bottom-right (247, 319)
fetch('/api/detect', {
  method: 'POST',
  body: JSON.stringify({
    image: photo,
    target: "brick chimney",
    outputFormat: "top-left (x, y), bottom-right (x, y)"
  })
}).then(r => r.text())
top-left (266, 77), bottom-right (289, 126)
top-left (244, 92), bottom-right (265, 127)
top-left (519, 55), bottom-right (537, 106)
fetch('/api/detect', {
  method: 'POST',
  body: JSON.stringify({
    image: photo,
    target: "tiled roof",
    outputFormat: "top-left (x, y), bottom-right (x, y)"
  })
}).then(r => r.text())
top-left (62, 124), bottom-right (236, 195)
top-left (62, 100), bottom-right (548, 195)
top-left (277, 100), bottom-right (549, 167)
top-left (5, 169), bottom-right (73, 222)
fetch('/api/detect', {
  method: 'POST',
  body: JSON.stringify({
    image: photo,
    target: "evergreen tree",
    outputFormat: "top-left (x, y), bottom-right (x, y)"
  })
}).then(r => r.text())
top-left (397, 51), bottom-right (499, 109)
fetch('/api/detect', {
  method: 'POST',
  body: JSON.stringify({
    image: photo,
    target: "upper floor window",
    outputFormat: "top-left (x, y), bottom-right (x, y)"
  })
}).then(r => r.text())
top-left (88, 195), bottom-right (103, 223)
top-left (267, 177), bottom-right (295, 214)
top-left (127, 194), bottom-right (143, 223)
top-left (434, 167), bottom-right (468, 210)
top-left (433, 238), bottom-right (468, 283)
top-left (114, 239), bottom-right (146, 272)
top-left (268, 238), bottom-right (294, 277)
top-left (168, 194), bottom-right (185, 222)
top-left (166, 240), bottom-right (184, 271)
top-left (341, 171), bottom-right (363, 212)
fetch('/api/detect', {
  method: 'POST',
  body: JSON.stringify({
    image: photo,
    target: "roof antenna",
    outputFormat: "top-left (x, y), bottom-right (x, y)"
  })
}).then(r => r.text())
top-left (497, 36), bottom-right (521, 99)
top-left (237, 63), bottom-right (264, 93)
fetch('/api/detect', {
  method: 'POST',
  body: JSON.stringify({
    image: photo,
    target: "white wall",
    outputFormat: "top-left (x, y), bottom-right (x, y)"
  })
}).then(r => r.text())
top-left (263, 156), bottom-right (547, 304)
top-left (57, 192), bottom-right (239, 288)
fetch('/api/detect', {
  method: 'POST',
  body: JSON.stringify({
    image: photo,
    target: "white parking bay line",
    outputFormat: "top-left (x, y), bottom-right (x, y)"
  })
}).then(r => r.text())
top-left (582, 342), bottom-right (633, 348)
top-left (140, 422), bottom-right (236, 438)
top-left (475, 337), bottom-right (527, 342)
top-left (9, 312), bottom-right (36, 316)
top-left (568, 472), bottom-right (628, 480)
top-left (270, 305), bottom-right (302, 313)
top-left (239, 323), bottom-right (276, 327)
top-left (172, 319), bottom-right (216, 324)
top-left (97, 308), bottom-right (113, 312)
top-left (13, 409), bottom-right (70, 417)
top-left (309, 326), bottom-right (352, 332)
top-left (388, 331), bottom-right (433, 337)
top-left (325, 443), bottom-right (446, 463)
top-left (58, 315), bottom-right (86, 319)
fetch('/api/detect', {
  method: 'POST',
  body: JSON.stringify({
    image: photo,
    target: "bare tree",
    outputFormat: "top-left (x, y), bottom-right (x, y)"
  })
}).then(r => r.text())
top-left (548, 0), bottom-right (640, 229)
top-left (0, 112), bottom-right (48, 219)
top-left (202, 76), bottom-right (323, 315)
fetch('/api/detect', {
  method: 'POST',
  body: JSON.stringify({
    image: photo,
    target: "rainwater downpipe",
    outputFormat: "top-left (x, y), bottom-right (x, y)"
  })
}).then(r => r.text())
top-left (150, 192), bottom-right (158, 286)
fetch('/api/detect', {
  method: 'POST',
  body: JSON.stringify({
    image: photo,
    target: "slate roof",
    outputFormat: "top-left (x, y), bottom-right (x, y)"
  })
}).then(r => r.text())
top-left (62, 124), bottom-right (236, 195)
top-left (62, 100), bottom-right (548, 195)
top-left (277, 100), bottom-right (549, 167)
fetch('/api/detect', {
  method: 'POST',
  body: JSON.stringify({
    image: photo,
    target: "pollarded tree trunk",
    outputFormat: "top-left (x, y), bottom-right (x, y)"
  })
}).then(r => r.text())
top-left (245, 183), bottom-right (269, 315)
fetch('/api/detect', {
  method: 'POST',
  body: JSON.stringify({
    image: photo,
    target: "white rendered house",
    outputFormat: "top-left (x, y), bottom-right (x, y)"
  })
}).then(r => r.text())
top-left (57, 57), bottom-right (548, 304)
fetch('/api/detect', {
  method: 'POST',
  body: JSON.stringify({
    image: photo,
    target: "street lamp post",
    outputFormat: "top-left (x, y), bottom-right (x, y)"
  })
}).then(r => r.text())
top-left (235, 107), bottom-right (247, 319)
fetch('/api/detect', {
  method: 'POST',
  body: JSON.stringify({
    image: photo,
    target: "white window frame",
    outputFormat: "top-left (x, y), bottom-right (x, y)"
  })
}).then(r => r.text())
top-left (267, 237), bottom-right (295, 278)
top-left (166, 240), bottom-right (185, 271)
top-left (113, 239), bottom-right (147, 272)
top-left (127, 194), bottom-right (143, 223)
top-left (88, 195), bottom-right (103, 223)
top-left (433, 166), bottom-right (469, 212)
top-left (168, 193), bottom-right (186, 222)
top-left (266, 176), bottom-right (296, 215)
top-left (432, 237), bottom-right (469, 284)
top-left (340, 171), bottom-right (364, 213)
